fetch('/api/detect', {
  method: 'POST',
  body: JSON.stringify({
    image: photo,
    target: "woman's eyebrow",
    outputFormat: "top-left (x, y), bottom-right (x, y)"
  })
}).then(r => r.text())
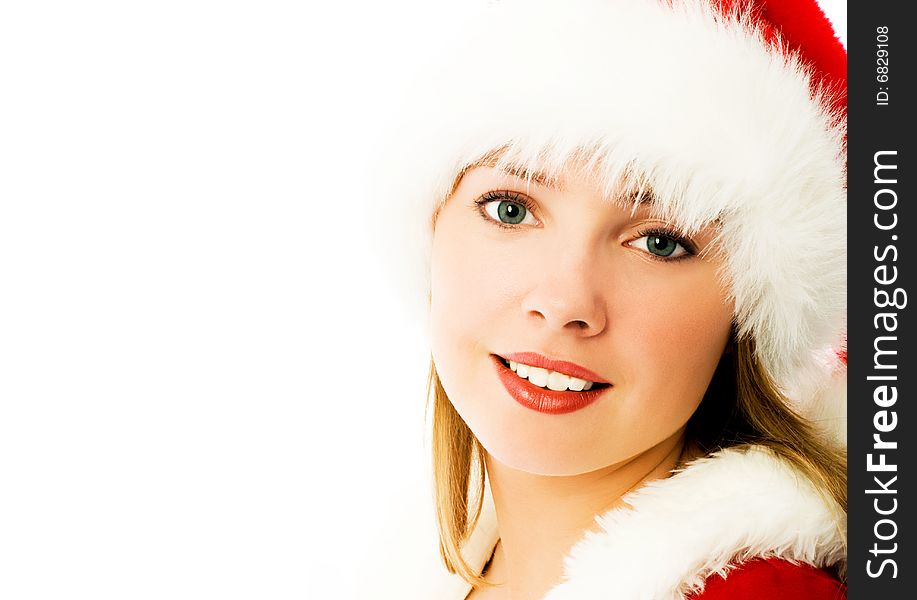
top-left (468, 154), bottom-right (558, 189)
top-left (497, 164), bottom-right (555, 189)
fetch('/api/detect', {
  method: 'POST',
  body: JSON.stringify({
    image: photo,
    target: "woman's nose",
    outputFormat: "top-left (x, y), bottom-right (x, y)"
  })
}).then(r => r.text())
top-left (519, 247), bottom-right (608, 337)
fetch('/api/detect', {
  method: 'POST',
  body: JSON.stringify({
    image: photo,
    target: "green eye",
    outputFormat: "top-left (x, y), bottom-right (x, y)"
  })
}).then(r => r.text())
top-left (494, 201), bottom-right (527, 224)
top-left (632, 230), bottom-right (693, 259)
top-left (479, 193), bottom-right (537, 226)
top-left (647, 235), bottom-right (678, 257)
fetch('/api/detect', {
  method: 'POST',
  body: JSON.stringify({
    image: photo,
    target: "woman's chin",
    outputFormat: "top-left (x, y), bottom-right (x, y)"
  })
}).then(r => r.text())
top-left (478, 434), bottom-right (613, 477)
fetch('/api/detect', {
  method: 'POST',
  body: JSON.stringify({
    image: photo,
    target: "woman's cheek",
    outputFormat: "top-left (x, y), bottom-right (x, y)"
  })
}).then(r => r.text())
top-left (435, 229), bottom-right (518, 329)
top-left (618, 279), bottom-right (732, 415)
top-left (431, 220), bottom-right (499, 361)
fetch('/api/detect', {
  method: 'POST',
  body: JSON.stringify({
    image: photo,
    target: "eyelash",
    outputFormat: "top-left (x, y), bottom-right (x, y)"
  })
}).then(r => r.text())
top-left (474, 190), bottom-right (697, 261)
top-left (632, 226), bottom-right (698, 262)
top-left (474, 190), bottom-right (538, 230)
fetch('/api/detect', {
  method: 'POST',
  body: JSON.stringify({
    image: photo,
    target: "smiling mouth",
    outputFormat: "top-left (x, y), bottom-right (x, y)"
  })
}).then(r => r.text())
top-left (496, 356), bottom-right (612, 393)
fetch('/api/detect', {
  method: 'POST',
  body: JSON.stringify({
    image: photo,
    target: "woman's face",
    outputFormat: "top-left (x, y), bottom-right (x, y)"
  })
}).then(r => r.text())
top-left (429, 165), bottom-right (734, 476)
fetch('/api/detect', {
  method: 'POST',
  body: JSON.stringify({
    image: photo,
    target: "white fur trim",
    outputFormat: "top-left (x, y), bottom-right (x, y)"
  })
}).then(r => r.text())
top-left (786, 348), bottom-right (847, 445)
top-left (543, 446), bottom-right (846, 599)
top-left (380, 0), bottom-right (847, 418)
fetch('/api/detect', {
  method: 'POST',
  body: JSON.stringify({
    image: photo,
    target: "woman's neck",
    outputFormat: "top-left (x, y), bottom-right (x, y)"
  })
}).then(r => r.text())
top-left (481, 431), bottom-right (693, 600)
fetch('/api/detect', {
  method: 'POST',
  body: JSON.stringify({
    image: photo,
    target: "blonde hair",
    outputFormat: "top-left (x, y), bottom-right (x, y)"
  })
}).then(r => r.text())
top-left (428, 335), bottom-right (847, 588)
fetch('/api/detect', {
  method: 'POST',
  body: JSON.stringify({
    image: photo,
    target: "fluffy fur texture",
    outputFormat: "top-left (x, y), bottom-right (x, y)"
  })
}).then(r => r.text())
top-left (542, 446), bottom-right (846, 599)
top-left (381, 0), bottom-right (847, 421)
top-left (754, 0), bottom-right (848, 114)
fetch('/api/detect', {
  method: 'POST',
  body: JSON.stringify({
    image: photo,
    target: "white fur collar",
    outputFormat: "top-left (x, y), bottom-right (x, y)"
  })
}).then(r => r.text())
top-left (542, 445), bottom-right (846, 600)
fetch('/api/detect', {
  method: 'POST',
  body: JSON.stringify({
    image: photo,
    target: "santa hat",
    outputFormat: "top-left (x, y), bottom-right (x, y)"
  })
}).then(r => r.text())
top-left (381, 0), bottom-right (846, 440)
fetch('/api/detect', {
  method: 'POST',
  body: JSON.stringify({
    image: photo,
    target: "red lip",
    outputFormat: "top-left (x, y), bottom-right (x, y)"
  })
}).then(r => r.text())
top-left (499, 352), bottom-right (611, 384)
top-left (492, 355), bottom-right (610, 415)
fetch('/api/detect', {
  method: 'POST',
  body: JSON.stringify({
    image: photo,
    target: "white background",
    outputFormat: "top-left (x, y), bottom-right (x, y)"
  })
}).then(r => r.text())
top-left (0, 1), bottom-right (846, 598)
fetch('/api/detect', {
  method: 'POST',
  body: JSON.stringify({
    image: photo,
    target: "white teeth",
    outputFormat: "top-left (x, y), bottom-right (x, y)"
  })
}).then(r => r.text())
top-left (547, 371), bottom-right (570, 391)
top-left (504, 359), bottom-right (600, 392)
top-left (567, 377), bottom-right (587, 392)
top-left (528, 367), bottom-right (549, 387)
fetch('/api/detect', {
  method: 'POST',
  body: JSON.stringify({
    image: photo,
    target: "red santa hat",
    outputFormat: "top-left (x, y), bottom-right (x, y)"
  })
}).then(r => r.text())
top-left (382, 0), bottom-right (847, 441)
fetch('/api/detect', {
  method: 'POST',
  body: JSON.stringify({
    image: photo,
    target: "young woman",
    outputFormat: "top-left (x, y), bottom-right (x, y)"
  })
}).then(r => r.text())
top-left (388, 1), bottom-right (847, 598)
